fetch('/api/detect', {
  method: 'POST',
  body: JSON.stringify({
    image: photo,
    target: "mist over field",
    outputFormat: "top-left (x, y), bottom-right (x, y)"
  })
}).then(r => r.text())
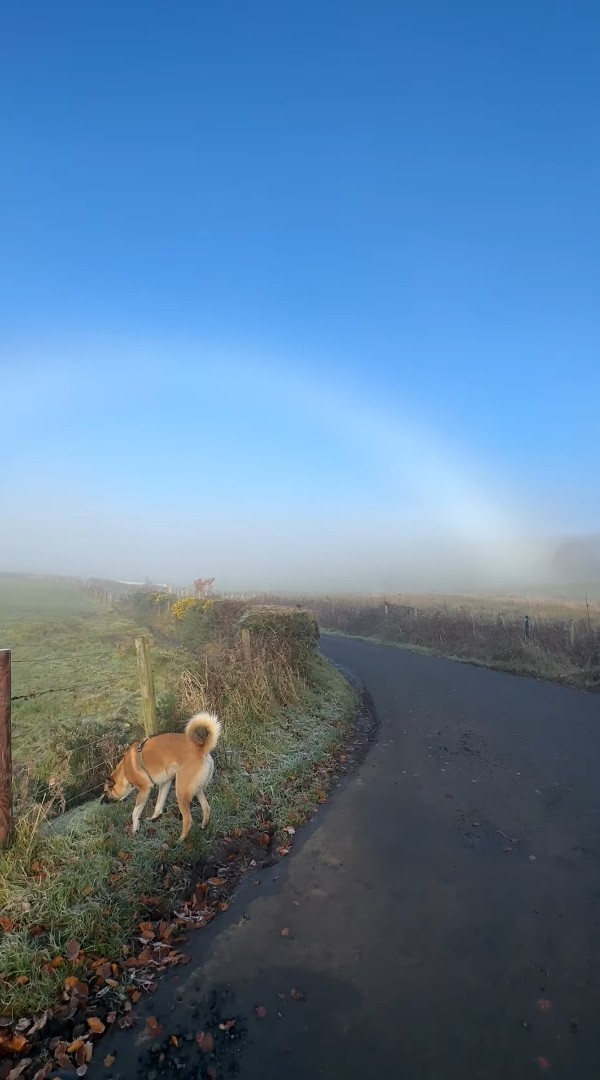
top-left (2, 348), bottom-right (598, 597)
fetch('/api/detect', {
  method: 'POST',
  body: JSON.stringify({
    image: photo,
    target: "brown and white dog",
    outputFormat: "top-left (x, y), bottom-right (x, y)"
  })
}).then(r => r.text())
top-left (101, 712), bottom-right (221, 841)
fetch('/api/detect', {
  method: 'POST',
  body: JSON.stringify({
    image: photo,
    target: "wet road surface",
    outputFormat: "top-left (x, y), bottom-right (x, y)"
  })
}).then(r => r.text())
top-left (84, 634), bottom-right (600, 1079)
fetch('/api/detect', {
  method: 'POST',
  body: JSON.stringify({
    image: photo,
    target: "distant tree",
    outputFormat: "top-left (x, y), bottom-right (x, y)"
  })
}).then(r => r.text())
top-left (194, 576), bottom-right (215, 597)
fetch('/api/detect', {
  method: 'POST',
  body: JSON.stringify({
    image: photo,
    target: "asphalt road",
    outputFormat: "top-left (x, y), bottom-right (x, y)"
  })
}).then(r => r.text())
top-left (87, 635), bottom-right (600, 1080)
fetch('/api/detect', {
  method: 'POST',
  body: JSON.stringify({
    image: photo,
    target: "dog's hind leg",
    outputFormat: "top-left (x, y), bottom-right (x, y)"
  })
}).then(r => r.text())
top-left (175, 773), bottom-right (193, 842)
top-left (196, 787), bottom-right (211, 829)
top-left (150, 779), bottom-right (172, 820)
top-left (131, 785), bottom-right (152, 834)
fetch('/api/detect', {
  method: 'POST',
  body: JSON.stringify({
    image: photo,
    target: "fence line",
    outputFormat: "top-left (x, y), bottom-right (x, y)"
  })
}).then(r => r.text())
top-left (2, 635), bottom-right (159, 849)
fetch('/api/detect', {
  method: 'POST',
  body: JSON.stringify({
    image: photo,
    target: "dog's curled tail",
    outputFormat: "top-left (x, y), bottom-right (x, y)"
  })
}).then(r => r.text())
top-left (185, 711), bottom-right (222, 753)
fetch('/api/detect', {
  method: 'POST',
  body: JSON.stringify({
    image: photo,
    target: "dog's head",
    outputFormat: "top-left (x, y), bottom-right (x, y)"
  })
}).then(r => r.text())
top-left (100, 758), bottom-right (133, 804)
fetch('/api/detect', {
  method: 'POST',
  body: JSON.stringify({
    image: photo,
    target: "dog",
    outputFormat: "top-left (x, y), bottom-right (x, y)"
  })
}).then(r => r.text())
top-left (101, 712), bottom-right (221, 841)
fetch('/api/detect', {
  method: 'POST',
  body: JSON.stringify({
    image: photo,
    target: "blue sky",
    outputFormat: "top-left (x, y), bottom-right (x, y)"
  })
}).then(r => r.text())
top-left (1, 1), bottom-right (599, 588)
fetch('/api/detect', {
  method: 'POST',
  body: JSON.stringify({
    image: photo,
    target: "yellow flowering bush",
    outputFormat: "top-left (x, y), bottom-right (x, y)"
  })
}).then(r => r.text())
top-left (172, 596), bottom-right (199, 620)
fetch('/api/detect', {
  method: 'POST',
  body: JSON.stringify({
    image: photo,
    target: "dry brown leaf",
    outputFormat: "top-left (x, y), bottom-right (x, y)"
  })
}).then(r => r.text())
top-left (50, 956), bottom-right (64, 968)
top-left (66, 1038), bottom-right (84, 1054)
top-left (7, 1060), bottom-right (32, 1080)
top-left (280, 928), bottom-right (290, 937)
top-left (28, 1012), bottom-right (48, 1036)
top-left (195, 1031), bottom-right (215, 1053)
top-left (15, 975), bottom-right (29, 986)
top-left (535, 1057), bottom-right (551, 1070)
top-left (103, 1055), bottom-right (116, 1067)
top-left (170, 1035), bottom-right (179, 1047)
top-left (207, 877), bottom-right (226, 886)
top-left (536, 999), bottom-right (552, 1012)
top-left (33, 1064), bottom-right (53, 1080)
top-left (146, 1016), bottom-right (160, 1031)
top-left (255, 1005), bottom-right (268, 1019)
top-left (66, 938), bottom-right (81, 961)
top-left (290, 987), bottom-right (304, 1000)
top-left (0, 916), bottom-right (15, 933)
top-left (7, 1034), bottom-right (28, 1053)
top-left (87, 1017), bottom-right (106, 1034)
top-left (106, 1012), bottom-right (117, 1025)
top-left (276, 847), bottom-right (290, 857)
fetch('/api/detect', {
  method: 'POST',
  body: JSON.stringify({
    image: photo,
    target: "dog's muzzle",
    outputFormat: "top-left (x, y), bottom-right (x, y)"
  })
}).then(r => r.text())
top-left (99, 793), bottom-right (108, 804)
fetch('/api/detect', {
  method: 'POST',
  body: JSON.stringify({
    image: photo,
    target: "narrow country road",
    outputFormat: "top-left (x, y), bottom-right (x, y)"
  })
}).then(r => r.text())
top-left (87, 635), bottom-right (600, 1080)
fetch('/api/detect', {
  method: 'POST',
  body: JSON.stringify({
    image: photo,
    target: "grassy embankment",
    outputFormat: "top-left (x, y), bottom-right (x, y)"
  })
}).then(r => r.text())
top-left (0, 581), bottom-right (356, 1018)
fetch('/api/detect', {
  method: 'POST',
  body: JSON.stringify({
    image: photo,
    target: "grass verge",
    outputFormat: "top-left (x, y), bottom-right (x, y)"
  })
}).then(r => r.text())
top-left (0, 652), bottom-right (356, 1020)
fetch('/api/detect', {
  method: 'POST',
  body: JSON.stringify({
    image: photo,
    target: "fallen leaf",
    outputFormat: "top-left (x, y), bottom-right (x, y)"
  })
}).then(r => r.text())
top-left (290, 987), bottom-right (304, 1000)
top-left (7, 1060), bottom-right (32, 1079)
top-left (219, 1019), bottom-right (236, 1031)
top-left (285, 826), bottom-right (296, 835)
top-left (33, 1065), bottom-right (52, 1080)
top-left (130, 989), bottom-right (142, 1003)
top-left (15, 975), bottom-right (29, 986)
top-left (66, 938), bottom-right (81, 961)
top-left (207, 877), bottom-right (226, 886)
top-left (103, 1055), bottom-right (116, 1067)
top-left (50, 956), bottom-right (64, 968)
top-left (106, 1012), bottom-right (117, 1025)
top-left (0, 916), bottom-right (15, 932)
top-left (195, 1031), bottom-right (215, 1053)
top-left (255, 1005), bottom-right (268, 1019)
top-left (66, 1038), bottom-right (84, 1054)
top-left (87, 1017), bottom-right (106, 1034)
top-left (535, 1057), bottom-right (551, 1070)
top-left (76, 1066), bottom-right (88, 1077)
top-left (276, 847), bottom-right (290, 857)
top-left (64, 976), bottom-right (79, 990)
top-left (170, 1035), bottom-right (179, 1047)
top-left (281, 928), bottom-right (290, 937)
top-left (146, 1016), bottom-right (160, 1031)
top-left (28, 1011), bottom-right (48, 1036)
top-left (537, 999), bottom-right (553, 1012)
top-left (8, 1034), bottom-right (28, 1053)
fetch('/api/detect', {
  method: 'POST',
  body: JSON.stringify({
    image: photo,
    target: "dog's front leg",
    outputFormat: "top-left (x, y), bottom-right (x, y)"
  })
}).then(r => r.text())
top-left (131, 785), bottom-right (152, 833)
top-left (150, 780), bottom-right (172, 820)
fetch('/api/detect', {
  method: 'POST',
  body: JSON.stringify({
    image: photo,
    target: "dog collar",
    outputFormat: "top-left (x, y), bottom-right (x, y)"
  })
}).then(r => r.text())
top-left (137, 738), bottom-right (156, 784)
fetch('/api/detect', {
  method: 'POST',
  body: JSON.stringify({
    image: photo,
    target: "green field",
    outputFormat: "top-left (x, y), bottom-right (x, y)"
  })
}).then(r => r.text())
top-left (0, 578), bottom-right (99, 621)
top-left (1, 578), bottom-right (186, 806)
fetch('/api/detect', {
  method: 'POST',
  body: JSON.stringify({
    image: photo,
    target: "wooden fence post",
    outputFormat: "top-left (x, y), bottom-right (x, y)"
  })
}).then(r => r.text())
top-left (524, 615), bottom-right (531, 640)
top-left (135, 636), bottom-right (158, 737)
top-left (241, 627), bottom-right (252, 661)
top-left (0, 650), bottom-right (13, 850)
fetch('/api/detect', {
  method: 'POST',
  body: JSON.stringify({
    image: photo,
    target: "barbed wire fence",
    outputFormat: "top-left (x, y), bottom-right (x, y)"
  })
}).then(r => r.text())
top-left (0, 636), bottom-right (158, 849)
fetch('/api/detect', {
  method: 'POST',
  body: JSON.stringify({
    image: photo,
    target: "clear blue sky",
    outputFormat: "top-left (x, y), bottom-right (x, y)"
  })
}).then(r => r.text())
top-left (1, 1), bottom-right (599, 588)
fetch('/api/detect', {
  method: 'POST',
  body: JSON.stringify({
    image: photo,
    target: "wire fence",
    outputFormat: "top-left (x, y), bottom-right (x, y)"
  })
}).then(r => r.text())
top-left (2, 638), bottom-right (159, 841)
